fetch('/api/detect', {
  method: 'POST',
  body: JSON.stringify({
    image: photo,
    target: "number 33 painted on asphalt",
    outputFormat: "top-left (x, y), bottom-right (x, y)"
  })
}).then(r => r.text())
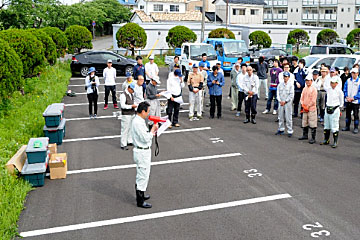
top-left (303, 222), bottom-right (330, 238)
top-left (243, 169), bottom-right (262, 178)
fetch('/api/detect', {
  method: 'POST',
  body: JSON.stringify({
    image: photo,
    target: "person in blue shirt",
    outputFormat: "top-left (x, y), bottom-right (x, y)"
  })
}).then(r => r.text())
top-left (293, 58), bottom-right (307, 117)
top-left (199, 53), bottom-right (210, 74)
top-left (133, 56), bottom-right (146, 96)
top-left (207, 66), bottom-right (225, 119)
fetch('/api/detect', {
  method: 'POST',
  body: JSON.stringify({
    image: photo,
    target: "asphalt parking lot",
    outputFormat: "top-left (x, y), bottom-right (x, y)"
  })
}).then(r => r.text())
top-left (17, 67), bottom-right (360, 239)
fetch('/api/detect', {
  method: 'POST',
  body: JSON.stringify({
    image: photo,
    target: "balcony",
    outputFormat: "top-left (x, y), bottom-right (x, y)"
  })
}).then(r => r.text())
top-left (302, 13), bottom-right (336, 21)
top-left (264, 0), bottom-right (288, 7)
top-left (302, 0), bottom-right (337, 7)
top-left (264, 13), bottom-right (288, 21)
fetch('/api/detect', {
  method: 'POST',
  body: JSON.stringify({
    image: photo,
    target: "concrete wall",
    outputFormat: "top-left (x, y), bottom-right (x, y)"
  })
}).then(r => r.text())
top-left (216, 2), bottom-right (264, 25)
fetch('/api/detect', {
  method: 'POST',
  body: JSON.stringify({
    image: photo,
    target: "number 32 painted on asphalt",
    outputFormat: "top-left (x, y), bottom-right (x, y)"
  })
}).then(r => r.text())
top-left (243, 169), bottom-right (262, 178)
top-left (302, 222), bottom-right (331, 238)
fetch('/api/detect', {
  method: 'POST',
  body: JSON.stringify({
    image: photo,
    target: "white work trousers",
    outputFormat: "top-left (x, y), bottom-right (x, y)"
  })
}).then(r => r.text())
top-left (278, 102), bottom-right (293, 134)
top-left (189, 90), bottom-right (202, 117)
top-left (258, 78), bottom-right (268, 99)
top-left (231, 86), bottom-right (238, 110)
top-left (148, 99), bottom-right (161, 125)
top-left (133, 148), bottom-right (151, 191)
top-left (324, 108), bottom-right (340, 132)
top-left (120, 115), bottom-right (133, 147)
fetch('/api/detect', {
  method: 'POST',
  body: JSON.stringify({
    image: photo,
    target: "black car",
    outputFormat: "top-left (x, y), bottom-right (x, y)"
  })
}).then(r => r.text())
top-left (71, 51), bottom-right (137, 77)
top-left (256, 48), bottom-right (292, 68)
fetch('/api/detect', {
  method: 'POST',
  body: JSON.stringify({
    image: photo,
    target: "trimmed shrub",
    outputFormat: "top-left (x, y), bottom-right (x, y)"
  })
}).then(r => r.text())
top-left (65, 25), bottom-right (93, 54)
top-left (287, 29), bottom-right (310, 53)
top-left (0, 29), bottom-right (45, 77)
top-left (116, 23), bottom-right (147, 56)
top-left (0, 39), bottom-right (23, 102)
top-left (27, 29), bottom-right (57, 65)
top-left (208, 28), bottom-right (235, 39)
top-left (346, 29), bottom-right (360, 48)
top-left (249, 30), bottom-right (272, 49)
top-left (316, 29), bottom-right (339, 45)
top-left (41, 27), bottom-right (68, 58)
top-left (166, 26), bottom-right (197, 48)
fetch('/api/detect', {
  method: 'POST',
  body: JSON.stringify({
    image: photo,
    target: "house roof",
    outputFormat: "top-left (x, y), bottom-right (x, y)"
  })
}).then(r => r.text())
top-left (212, 0), bottom-right (266, 5)
top-left (133, 10), bottom-right (154, 22)
top-left (132, 10), bottom-right (210, 22)
top-left (205, 12), bottom-right (223, 23)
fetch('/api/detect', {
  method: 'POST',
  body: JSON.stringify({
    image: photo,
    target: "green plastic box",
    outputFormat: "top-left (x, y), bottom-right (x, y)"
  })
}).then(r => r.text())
top-left (43, 118), bottom-right (66, 145)
top-left (26, 137), bottom-right (49, 164)
top-left (21, 157), bottom-right (48, 187)
top-left (43, 103), bottom-right (65, 127)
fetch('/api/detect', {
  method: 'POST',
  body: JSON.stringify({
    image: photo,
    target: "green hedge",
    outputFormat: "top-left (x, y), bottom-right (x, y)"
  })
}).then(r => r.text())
top-left (65, 25), bottom-right (93, 54)
top-left (166, 26), bottom-right (196, 48)
top-left (41, 27), bottom-right (68, 58)
top-left (0, 29), bottom-right (45, 77)
top-left (27, 29), bottom-right (57, 65)
top-left (0, 39), bottom-right (23, 103)
top-left (208, 28), bottom-right (235, 39)
top-left (0, 62), bottom-right (71, 239)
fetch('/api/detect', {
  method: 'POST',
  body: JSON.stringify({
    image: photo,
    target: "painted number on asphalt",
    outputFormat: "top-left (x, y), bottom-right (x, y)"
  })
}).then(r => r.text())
top-left (210, 137), bottom-right (223, 143)
top-left (302, 222), bottom-right (331, 238)
top-left (243, 169), bottom-right (262, 178)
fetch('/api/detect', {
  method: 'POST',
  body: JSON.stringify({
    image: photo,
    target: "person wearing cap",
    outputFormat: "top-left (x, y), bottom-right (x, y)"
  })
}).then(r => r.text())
top-left (241, 66), bottom-right (259, 124)
top-left (103, 59), bottom-right (118, 110)
top-left (188, 64), bottom-right (204, 121)
top-left (232, 57), bottom-right (243, 70)
top-left (133, 56), bottom-right (147, 94)
top-left (146, 75), bottom-right (162, 129)
top-left (263, 59), bottom-right (282, 115)
top-left (236, 63), bottom-right (248, 117)
top-left (145, 55), bottom-right (159, 85)
top-left (85, 67), bottom-right (100, 119)
top-left (120, 83), bottom-right (137, 150)
top-left (199, 53), bottom-right (210, 73)
top-left (311, 70), bottom-right (320, 82)
top-left (298, 75), bottom-right (318, 143)
top-left (167, 69), bottom-right (185, 127)
top-left (199, 62), bottom-right (208, 114)
top-left (168, 63), bottom-right (181, 79)
top-left (275, 71), bottom-right (294, 137)
top-left (169, 56), bottom-right (182, 74)
top-left (314, 67), bottom-right (330, 122)
top-left (230, 63), bottom-right (241, 114)
top-left (207, 66), bottom-right (225, 119)
top-left (257, 56), bottom-right (269, 100)
top-left (293, 58), bottom-right (307, 118)
top-left (321, 77), bottom-right (344, 148)
top-left (122, 72), bottom-right (134, 91)
top-left (342, 68), bottom-right (360, 134)
top-left (131, 101), bottom-right (159, 208)
top-left (325, 67), bottom-right (342, 92)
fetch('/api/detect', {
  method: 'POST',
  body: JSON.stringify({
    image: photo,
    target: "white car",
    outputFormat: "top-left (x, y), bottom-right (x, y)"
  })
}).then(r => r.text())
top-left (304, 54), bottom-right (360, 74)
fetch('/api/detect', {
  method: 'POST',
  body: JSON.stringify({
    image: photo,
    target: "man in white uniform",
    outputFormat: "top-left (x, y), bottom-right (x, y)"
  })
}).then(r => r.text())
top-left (131, 102), bottom-right (158, 208)
top-left (103, 59), bottom-right (118, 109)
top-left (276, 72), bottom-right (294, 137)
top-left (134, 75), bottom-right (145, 105)
top-left (145, 55), bottom-right (159, 84)
top-left (120, 83), bottom-right (137, 150)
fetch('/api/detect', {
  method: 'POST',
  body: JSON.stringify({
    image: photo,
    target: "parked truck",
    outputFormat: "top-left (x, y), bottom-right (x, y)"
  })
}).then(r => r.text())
top-left (204, 38), bottom-right (251, 72)
top-left (165, 43), bottom-right (218, 80)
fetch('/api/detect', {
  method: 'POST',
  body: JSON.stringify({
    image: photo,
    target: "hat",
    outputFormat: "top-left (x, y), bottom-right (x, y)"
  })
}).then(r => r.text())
top-left (351, 68), bottom-right (359, 73)
top-left (330, 77), bottom-right (339, 83)
top-left (128, 82), bottom-right (136, 90)
top-left (199, 62), bottom-right (205, 67)
top-left (88, 67), bottom-right (96, 74)
top-left (107, 59), bottom-right (112, 63)
top-left (126, 72), bottom-right (132, 78)
top-left (235, 63), bottom-right (240, 67)
top-left (305, 74), bottom-right (313, 80)
top-left (321, 67), bottom-right (328, 72)
top-left (149, 55), bottom-right (154, 60)
top-left (151, 75), bottom-right (161, 84)
top-left (192, 63), bottom-right (198, 68)
top-left (313, 70), bottom-right (319, 75)
top-left (283, 71), bottom-right (290, 77)
top-left (174, 63), bottom-right (180, 68)
top-left (174, 69), bottom-right (182, 77)
top-left (330, 67), bottom-right (336, 72)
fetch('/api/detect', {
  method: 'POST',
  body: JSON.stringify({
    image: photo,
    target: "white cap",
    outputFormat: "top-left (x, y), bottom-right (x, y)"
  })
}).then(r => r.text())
top-left (107, 59), bottom-right (112, 63)
top-left (330, 77), bottom-right (339, 83)
top-left (149, 55), bottom-right (155, 60)
top-left (305, 74), bottom-right (313, 80)
top-left (152, 75), bottom-right (161, 84)
top-left (351, 68), bottom-right (359, 73)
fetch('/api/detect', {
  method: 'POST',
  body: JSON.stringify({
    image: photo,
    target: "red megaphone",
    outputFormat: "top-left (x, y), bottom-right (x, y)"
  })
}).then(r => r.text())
top-left (148, 115), bottom-right (167, 124)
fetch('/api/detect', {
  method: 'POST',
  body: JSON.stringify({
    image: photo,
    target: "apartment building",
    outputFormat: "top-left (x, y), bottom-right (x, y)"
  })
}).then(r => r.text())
top-left (263, 0), bottom-right (360, 38)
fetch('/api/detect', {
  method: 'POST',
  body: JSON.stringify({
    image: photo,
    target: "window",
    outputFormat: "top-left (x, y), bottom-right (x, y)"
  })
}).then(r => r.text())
top-left (341, 8), bottom-right (344, 12)
top-left (347, 24), bottom-right (350, 28)
top-left (183, 46), bottom-right (189, 59)
top-left (346, 48), bottom-right (354, 54)
top-left (341, 24), bottom-right (343, 28)
top-left (325, 9), bottom-right (333, 14)
top-left (250, 9), bottom-right (258, 15)
top-left (153, 4), bottom-right (163, 11)
top-left (348, 8), bottom-right (351, 12)
top-left (296, 8), bottom-right (298, 12)
top-left (140, 5), bottom-right (144, 9)
top-left (195, 6), bottom-right (202, 11)
top-left (291, 9), bottom-right (293, 13)
top-left (170, 5), bottom-right (179, 12)
top-left (233, 8), bottom-right (245, 15)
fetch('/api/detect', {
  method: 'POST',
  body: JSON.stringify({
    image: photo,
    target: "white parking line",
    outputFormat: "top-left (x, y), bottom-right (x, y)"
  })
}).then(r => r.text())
top-left (68, 83), bottom-right (123, 87)
top-left (66, 110), bottom-right (190, 121)
top-left (74, 88), bottom-right (166, 95)
top-left (65, 102), bottom-right (189, 107)
top-left (70, 77), bottom-right (126, 80)
top-left (20, 193), bottom-right (292, 237)
top-left (62, 127), bottom-right (211, 143)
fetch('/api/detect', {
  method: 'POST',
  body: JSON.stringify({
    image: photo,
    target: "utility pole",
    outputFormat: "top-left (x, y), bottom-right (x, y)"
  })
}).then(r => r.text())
top-left (201, 0), bottom-right (206, 42)
top-left (226, 0), bottom-right (229, 29)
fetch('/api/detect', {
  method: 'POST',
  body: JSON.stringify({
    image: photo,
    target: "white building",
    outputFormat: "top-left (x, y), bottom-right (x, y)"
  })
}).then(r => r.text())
top-left (263, 0), bottom-right (360, 38)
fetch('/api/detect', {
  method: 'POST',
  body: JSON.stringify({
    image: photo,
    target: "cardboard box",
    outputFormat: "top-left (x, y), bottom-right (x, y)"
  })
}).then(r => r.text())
top-left (48, 143), bottom-right (57, 157)
top-left (6, 145), bottom-right (27, 175)
top-left (49, 153), bottom-right (67, 179)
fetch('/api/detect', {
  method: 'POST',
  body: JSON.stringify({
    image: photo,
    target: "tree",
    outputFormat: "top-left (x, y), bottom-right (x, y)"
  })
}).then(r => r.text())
top-left (316, 29), bottom-right (339, 45)
top-left (27, 28), bottom-right (57, 65)
top-left (287, 29), bottom-right (310, 53)
top-left (116, 23), bottom-right (147, 57)
top-left (0, 38), bottom-right (23, 102)
top-left (65, 25), bottom-right (93, 54)
top-left (208, 28), bottom-right (235, 39)
top-left (166, 26), bottom-right (197, 48)
top-left (249, 31), bottom-right (272, 49)
top-left (0, 29), bottom-right (45, 77)
top-left (346, 29), bottom-right (360, 49)
top-left (41, 27), bottom-right (68, 58)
